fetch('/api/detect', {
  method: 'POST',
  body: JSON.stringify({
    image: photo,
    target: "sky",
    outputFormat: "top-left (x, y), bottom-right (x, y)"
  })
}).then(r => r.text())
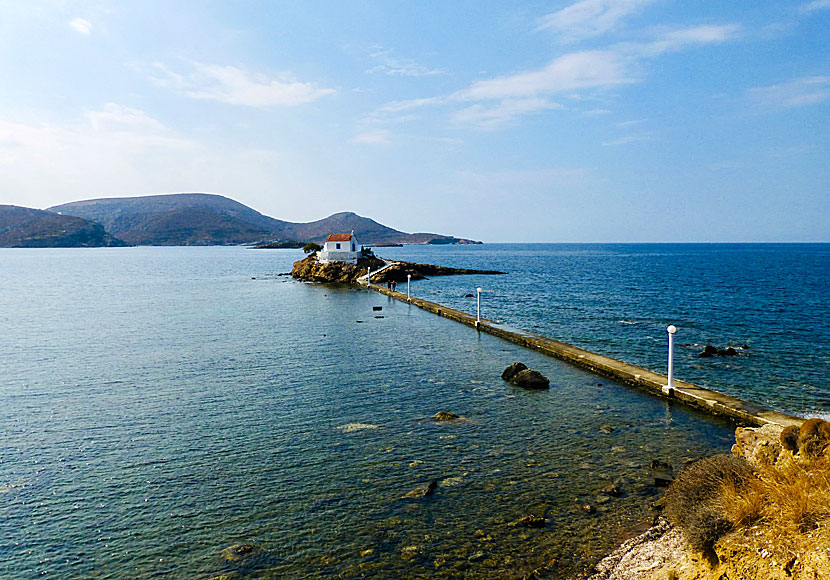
top-left (0, 1), bottom-right (827, 242)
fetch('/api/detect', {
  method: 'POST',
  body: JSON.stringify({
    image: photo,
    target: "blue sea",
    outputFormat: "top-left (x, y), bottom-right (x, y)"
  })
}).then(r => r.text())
top-left (1, 244), bottom-right (827, 579)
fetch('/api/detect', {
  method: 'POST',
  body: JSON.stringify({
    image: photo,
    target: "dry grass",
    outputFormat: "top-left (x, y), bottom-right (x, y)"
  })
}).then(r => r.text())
top-left (715, 450), bottom-right (830, 560)
top-left (665, 446), bottom-right (830, 561)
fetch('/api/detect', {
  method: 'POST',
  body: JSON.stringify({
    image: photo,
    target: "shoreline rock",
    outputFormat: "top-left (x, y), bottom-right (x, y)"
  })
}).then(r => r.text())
top-left (586, 419), bottom-right (830, 580)
top-left (290, 253), bottom-right (505, 284)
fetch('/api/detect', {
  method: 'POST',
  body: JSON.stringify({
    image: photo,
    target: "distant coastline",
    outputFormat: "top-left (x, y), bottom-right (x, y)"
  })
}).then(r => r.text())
top-left (0, 192), bottom-right (480, 248)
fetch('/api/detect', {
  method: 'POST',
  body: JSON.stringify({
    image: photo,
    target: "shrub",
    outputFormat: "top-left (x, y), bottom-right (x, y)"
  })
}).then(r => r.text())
top-left (664, 454), bottom-right (755, 553)
top-left (303, 242), bottom-right (322, 254)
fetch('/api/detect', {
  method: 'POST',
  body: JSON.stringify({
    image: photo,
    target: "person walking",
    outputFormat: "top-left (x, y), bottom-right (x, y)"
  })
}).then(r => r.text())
top-left (391, 280), bottom-right (397, 292)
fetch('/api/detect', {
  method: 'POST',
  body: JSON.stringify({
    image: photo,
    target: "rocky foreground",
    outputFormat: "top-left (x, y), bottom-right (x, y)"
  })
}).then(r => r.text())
top-left (587, 420), bottom-right (830, 580)
top-left (291, 253), bottom-right (505, 284)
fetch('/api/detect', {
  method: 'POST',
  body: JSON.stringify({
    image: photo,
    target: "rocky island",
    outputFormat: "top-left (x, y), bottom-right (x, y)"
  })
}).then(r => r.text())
top-left (291, 251), bottom-right (505, 284)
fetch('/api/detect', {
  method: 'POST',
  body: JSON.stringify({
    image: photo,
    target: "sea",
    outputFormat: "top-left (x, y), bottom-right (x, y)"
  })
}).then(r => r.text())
top-left (1, 243), bottom-right (827, 579)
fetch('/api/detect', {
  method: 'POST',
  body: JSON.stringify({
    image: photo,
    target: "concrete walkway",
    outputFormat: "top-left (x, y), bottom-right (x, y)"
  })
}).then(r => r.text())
top-left (364, 282), bottom-right (803, 429)
top-left (355, 260), bottom-right (398, 284)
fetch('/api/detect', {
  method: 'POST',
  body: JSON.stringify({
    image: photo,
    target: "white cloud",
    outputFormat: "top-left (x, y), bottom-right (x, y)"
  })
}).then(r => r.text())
top-left (601, 133), bottom-right (655, 146)
top-left (367, 18), bottom-right (738, 130)
top-left (367, 46), bottom-right (446, 77)
top-left (537, 0), bottom-right (656, 42)
top-left (749, 76), bottom-right (830, 109)
top-left (632, 24), bottom-right (741, 56)
top-left (378, 97), bottom-right (446, 114)
top-left (150, 61), bottom-right (336, 108)
top-left (801, 0), bottom-right (830, 12)
top-left (583, 108), bottom-right (612, 115)
top-left (452, 98), bottom-right (562, 129)
top-left (84, 103), bottom-right (166, 132)
top-left (350, 130), bottom-right (392, 145)
top-left (68, 17), bottom-right (92, 35)
top-left (454, 50), bottom-right (631, 101)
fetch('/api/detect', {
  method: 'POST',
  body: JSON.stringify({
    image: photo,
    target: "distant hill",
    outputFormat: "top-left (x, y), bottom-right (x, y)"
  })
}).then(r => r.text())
top-left (49, 193), bottom-right (479, 246)
top-left (0, 205), bottom-right (127, 248)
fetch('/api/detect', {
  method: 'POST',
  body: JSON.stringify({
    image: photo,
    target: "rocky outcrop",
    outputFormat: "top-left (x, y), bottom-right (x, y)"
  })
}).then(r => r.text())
top-left (501, 362), bottom-right (527, 381)
top-left (433, 411), bottom-right (462, 422)
top-left (291, 254), bottom-right (505, 284)
top-left (699, 345), bottom-right (740, 357)
top-left (291, 253), bottom-right (385, 283)
top-left (501, 362), bottom-right (550, 389)
top-left (589, 418), bottom-right (830, 580)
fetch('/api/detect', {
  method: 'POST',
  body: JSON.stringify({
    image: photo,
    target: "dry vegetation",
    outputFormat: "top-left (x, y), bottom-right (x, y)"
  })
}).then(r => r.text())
top-left (659, 419), bottom-right (830, 579)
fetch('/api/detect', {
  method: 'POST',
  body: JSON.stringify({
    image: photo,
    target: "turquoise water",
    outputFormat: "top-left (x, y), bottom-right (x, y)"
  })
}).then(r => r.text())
top-left (2, 245), bottom-right (817, 579)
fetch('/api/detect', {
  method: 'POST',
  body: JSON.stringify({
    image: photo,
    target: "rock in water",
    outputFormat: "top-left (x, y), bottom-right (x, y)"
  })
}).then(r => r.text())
top-left (513, 515), bottom-right (546, 528)
top-left (511, 369), bottom-right (550, 389)
top-left (699, 344), bottom-right (740, 358)
top-left (220, 543), bottom-right (262, 563)
top-left (433, 411), bottom-right (461, 422)
top-left (403, 480), bottom-right (438, 498)
top-left (649, 460), bottom-right (674, 487)
top-left (501, 362), bottom-right (528, 381)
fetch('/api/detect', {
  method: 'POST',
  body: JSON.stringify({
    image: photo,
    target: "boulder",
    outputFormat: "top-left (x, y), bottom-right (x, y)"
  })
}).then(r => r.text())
top-left (732, 423), bottom-right (783, 467)
top-left (220, 543), bottom-right (263, 564)
top-left (501, 362), bottom-right (528, 381)
top-left (433, 411), bottom-right (461, 422)
top-left (511, 369), bottom-right (550, 390)
top-left (699, 344), bottom-right (740, 358)
top-left (403, 480), bottom-right (438, 499)
top-left (649, 460), bottom-right (674, 487)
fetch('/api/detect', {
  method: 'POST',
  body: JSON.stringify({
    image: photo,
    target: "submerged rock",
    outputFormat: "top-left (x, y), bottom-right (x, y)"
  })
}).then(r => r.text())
top-left (402, 480), bottom-right (438, 499)
top-left (512, 515), bottom-right (546, 528)
top-left (338, 423), bottom-right (379, 433)
top-left (601, 484), bottom-right (622, 497)
top-left (220, 543), bottom-right (264, 565)
top-left (649, 460), bottom-right (674, 487)
top-left (433, 411), bottom-right (462, 422)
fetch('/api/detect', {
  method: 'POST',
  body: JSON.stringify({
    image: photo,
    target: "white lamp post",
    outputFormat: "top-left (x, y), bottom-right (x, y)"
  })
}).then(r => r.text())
top-left (476, 287), bottom-right (482, 328)
top-left (407, 274), bottom-right (411, 302)
top-left (663, 325), bottom-right (677, 395)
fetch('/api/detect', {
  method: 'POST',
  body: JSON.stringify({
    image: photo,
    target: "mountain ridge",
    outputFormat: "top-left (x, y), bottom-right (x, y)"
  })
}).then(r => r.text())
top-left (0, 205), bottom-right (127, 248)
top-left (48, 193), bottom-right (479, 246)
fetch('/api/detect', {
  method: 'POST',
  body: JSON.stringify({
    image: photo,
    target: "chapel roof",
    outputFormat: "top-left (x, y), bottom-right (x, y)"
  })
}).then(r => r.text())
top-left (326, 233), bottom-right (354, 242)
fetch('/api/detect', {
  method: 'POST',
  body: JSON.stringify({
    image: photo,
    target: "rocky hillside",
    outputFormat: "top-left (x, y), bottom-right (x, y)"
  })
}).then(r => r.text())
top-left (49, 194), bottom-right (479, 246)
top-left (0, 205), bottom-right (126, 248)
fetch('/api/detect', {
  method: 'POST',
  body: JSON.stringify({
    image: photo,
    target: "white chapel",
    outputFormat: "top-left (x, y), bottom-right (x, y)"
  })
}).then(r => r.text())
top-left (318, 232), bottom-right (362, 264)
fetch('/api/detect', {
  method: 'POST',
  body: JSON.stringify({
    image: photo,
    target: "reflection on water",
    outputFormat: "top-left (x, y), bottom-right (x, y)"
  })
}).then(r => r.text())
top-left (1, 247), bottom-right (737, 579)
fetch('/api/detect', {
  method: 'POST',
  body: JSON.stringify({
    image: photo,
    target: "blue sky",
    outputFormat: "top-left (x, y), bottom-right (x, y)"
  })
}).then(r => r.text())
top-left (0, 1), bottom-right (827, 242)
